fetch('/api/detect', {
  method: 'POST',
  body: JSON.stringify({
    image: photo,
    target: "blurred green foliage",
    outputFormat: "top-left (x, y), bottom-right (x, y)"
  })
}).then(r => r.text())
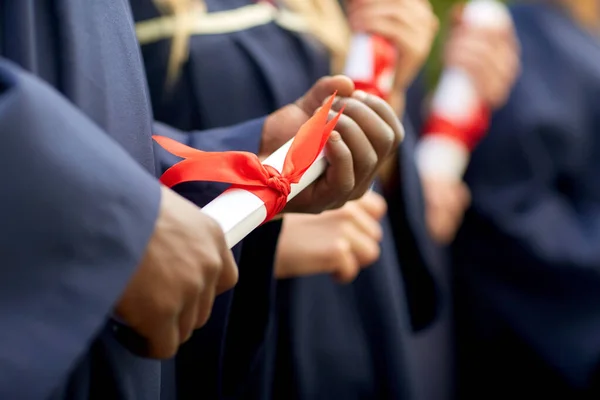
top-left (426, 0), bottom-right (462, 86)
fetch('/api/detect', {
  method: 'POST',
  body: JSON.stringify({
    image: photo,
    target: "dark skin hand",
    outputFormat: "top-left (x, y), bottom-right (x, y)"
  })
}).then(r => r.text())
top-left (260, 75), bottom-right (404, 214)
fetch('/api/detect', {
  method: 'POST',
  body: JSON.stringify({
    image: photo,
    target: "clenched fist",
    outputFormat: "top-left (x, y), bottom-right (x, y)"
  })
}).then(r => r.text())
top-left (261, 75), bottom-right (404, 214)
top-left (275, 191), bottom-right (388, 283)
top-left (114, 185), bottom-right (238, 359)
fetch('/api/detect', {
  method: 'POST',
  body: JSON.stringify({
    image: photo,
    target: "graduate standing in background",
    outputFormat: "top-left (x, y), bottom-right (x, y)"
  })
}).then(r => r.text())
top-left (0, 1), bottom-right (401, 399)
top-left (452, 0), bottom-right (600, 397)
top-left (273, 1), bottom-right (442, 396)
top-left (409, 3), bottom-right (520, 399)
top-left (132, 1), bottom-right (440, 399)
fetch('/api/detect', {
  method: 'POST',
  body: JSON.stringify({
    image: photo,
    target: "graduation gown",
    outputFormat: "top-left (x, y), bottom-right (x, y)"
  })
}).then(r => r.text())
top-left (131, 1), bottom-right (442, 399)
top-left (0, 1), bottom-right (280, 399)
top-left (453, 3), bottom-right (600, 398)
top-left (270, 118), bottom-right (446, 400)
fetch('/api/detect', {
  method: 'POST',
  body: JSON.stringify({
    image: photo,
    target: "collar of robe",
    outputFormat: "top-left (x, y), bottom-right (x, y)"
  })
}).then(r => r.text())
top-left (136, 1), bottom-right (309, 46)
top-left (137, 1), bottom-right (309, 88)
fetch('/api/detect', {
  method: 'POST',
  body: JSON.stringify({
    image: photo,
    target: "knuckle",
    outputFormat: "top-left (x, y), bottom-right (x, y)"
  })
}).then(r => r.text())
top-left (151, 297), bottom-right (178, 322)
top-left (184, 268), bottom-right (205, 297)
top-left (338, 264), bottom-right (360, 284)
top-left (227, 265), bottom-right (240, 287)
top-left (378, 124), bottom-right (396, 154)
top-left (364, 243), bottom-right (381, 265)
top-left (203, 252), bottom-right (224, 276)
top-left (332, 238), bottom-right (351, 259)
top-left (340, 220), bottom-right (355, 236)
top-left (195, 305), bottom-right (213, 329)
top-left (338, 205), bottom-right (355, 220)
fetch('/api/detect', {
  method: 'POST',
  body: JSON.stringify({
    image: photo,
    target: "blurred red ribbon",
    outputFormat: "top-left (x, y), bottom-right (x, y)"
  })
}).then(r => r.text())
top-left (352, 35), bottom-right (397, 100)
top-left (422, 102), bottom-right (491, 151)
top-left (153, 94), bottom-right (342, 222)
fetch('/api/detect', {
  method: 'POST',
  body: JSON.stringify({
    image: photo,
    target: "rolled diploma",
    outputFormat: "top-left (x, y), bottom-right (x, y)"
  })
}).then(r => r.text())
top-left (343, 33), bottom-right (395, 96)
top-left (200, 139), bottom-right (327, 249)
top-left (416, 0), bottom-right (511, 180)
top-left (344, 33), bottom-right (374, 81)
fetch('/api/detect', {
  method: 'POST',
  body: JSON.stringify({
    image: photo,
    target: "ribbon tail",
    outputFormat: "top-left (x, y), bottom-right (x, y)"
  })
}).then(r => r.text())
top-left (153, 135), bottom-right (208, 159)
top-left (282, 94), bottom-right (342, 181)
top-left (159, 151), bottom-right (270, 188)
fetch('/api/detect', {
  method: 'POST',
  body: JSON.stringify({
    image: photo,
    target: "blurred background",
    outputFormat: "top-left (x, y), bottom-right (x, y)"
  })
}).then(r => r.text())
top-left (426, 0), bottom-right (507, 85)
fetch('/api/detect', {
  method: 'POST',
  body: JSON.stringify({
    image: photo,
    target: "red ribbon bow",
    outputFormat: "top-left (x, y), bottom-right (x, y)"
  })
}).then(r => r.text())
top-left (422, 102), bottom-right (491, 152)
top-left (352, 35), bottom-right (397, 100)
top-left (153, 94), bottom-right (342, 222)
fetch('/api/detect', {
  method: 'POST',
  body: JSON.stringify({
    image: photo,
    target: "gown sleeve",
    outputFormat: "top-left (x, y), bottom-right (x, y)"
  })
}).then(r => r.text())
top-left (459, 54), bottom-right (600, 387)
top-left (0, 60), bottom-right (162, 399)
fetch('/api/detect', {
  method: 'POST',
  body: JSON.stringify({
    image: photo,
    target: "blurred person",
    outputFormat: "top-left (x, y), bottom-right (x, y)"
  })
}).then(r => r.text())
top-left (131, 0), bottom-right (442, 399)
top-left (419, 2), bottom-right (520, 246)
top-left (0, 2), bottom-right (397, 399)
top-left (406, 3), bottom-right (520, 399)
top-left (451, 0), bottom-right (600, 397)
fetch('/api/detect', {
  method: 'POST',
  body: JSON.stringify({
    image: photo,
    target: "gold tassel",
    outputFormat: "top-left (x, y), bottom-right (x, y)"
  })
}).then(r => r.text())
top-left (282, 0), bottom-right (352, 74)
top-left (153, 0), bottom-right (207, 90)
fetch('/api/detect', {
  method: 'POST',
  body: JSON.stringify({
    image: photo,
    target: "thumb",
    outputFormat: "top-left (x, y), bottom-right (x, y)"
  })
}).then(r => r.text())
top-left (295, 75), bottom-right (355, 116)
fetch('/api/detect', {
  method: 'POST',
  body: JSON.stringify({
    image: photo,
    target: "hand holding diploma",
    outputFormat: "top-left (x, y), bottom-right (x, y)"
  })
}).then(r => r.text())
top-left (260, 75), bottom-right (404, 212)
top-left (417, 1), bottom-right (520, 244)
top-left (346, 0), bottom-right (439, 93)
top-left (417, 0), bottom-right (517, 181)
top-left (112, 75), bottom-right (404, 361)
top-left (115, 186), bottom-right (238, 359)
top-left (155, 76), bottom-right (404, 247)
top-left (443, 2), bottom-right (520, 111)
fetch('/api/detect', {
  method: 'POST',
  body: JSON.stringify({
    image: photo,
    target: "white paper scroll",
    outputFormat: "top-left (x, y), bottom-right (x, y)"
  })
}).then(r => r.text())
top-left (344, 33), bottom-right (374, 81)
top-left (200, 140), bottom-right (327, 249)
top-left (416, 0), bottom-right (511, 180)
top-left (344, 33), bottom-right (396, 96)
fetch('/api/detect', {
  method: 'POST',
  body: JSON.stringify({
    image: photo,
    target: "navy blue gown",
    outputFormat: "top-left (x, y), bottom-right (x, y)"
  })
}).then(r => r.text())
top-left (132, 1), bottom-right (444, 399)
top-left (0, 1), bottom-right (281, 399)
top-left (453, 3), bottom-right (600, 398)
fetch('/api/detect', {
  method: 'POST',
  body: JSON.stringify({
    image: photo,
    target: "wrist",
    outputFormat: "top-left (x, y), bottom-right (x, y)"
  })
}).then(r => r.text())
top-left (259, 114), bottom-right (277, 160)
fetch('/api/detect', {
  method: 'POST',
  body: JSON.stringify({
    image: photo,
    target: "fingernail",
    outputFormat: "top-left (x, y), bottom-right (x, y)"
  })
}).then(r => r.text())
top-left (328, 131), bottom-right (342, 142)
top-left (353, 90), bottom-right (368, 101)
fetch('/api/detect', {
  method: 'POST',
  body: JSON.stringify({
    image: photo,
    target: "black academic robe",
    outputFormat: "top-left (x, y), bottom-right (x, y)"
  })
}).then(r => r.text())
top-left (453, 3), bottom-right (600, 398)
top-left (0, 1), bottom-right (280, 399)
top-left (132, 1), bottom-right (443, 399)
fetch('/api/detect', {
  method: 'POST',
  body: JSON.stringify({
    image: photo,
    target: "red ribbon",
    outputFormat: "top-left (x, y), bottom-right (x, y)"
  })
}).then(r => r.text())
top-left (352, 35), bottom-right (397, 100)
top-left (422, 102), bottom-right (491, 151)
top-left (153, 94), bottom-right (342, 222)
